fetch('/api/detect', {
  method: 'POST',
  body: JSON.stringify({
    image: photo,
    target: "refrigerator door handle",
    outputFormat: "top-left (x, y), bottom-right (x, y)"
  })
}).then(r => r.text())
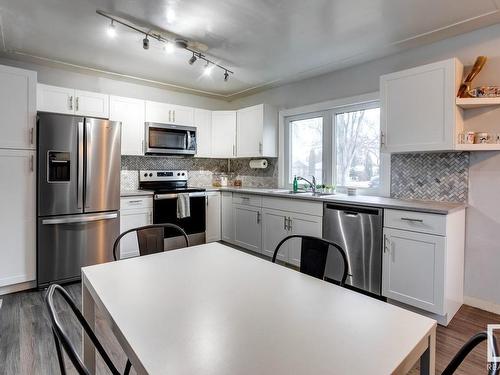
top-left (77, 121), bottom-right (84, 209)
top-left (42, 212), bottom-right (118, 225)
top-left (85, 120), bottom-right (91, 208)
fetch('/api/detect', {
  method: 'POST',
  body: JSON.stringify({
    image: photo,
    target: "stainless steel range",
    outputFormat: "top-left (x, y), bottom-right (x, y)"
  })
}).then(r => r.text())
top-left (139, 170), bottom-right (206, 246)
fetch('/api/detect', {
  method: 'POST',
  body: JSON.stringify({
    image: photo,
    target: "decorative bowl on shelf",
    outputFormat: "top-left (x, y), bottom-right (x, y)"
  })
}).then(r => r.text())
top-left (468, 86), bottom-right (500, 98)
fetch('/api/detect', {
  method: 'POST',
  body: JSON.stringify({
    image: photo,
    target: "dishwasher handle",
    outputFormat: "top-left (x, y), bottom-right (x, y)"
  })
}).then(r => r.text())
top-left (324, 203), bottom-right (382, 216)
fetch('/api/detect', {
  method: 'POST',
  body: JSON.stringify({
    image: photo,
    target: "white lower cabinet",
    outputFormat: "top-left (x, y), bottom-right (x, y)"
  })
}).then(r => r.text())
top-left (119, 197), bottom-right (153, 259)
top-left (382, 227), bottom-right (445, 314)
top-left (221, 192), bottom-right (234, 243)
top-left (0, 149), bottom-right (36, 288)
top-left (206, 192), bottom-right (221, 242)
top-left (287, 212), bottom-right (322, 267)
top-left (233, 204), bottom-right (262, 252)
top-left (262, 208), bottom-right (289, 260)
top-left (382, 208), bottom-right (465, 325)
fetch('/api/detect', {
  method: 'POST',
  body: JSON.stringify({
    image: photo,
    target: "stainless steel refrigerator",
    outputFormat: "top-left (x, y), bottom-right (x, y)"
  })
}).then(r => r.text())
top-left (37, 112), bottom-right (121, 287)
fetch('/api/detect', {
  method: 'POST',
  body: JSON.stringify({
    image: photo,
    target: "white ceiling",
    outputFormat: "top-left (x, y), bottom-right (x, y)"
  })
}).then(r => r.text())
top-left (1, 0), bottom-right (500, 99)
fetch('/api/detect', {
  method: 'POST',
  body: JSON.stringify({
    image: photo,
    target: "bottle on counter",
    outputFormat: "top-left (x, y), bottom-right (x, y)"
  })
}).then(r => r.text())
top-left (293, 175), bottom-right (298, 192)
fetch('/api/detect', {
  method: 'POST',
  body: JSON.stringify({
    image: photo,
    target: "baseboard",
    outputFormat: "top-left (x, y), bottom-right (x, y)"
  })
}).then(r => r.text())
top-left (0, 281), bottom-right (36, 296)
top-left (464, 296), bottom-right (500, 315)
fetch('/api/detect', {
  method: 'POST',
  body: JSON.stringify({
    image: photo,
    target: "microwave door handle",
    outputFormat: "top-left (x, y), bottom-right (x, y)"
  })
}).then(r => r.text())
top-left (187, 131), bottom-right (191, 150)
top-left (77, 121), bottom-right (84, 209)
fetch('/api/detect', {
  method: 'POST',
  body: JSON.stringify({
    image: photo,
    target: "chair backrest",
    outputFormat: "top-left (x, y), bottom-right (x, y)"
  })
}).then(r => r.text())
top-left (442, 331), bottom-right (499, 375)
top-left (113, 223), bottom-right (189, 261)
top-left (272, 235), bottom-right (349, 285)
top-left (44, 284), bottom-right (121, 375)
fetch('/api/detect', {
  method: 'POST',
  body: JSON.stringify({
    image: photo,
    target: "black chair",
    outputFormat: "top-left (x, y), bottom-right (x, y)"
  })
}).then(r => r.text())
top-left (272, 235), bottom-right (349, 285)
top-left (45, 284), bottom-right (129, 375)
top-left (113, 223), bottom-right (190, 261)
top-left (442, 331), bottom-right (499, 375)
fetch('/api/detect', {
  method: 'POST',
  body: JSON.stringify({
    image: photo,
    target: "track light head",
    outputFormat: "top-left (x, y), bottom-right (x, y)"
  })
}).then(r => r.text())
top-left (143, 36), bottom-right (149, 50)
top-left (107, 20), bottom-right (116, 38)
top-left (224, 70), bottom-right (229, 82)
top-left (188, 53), bottom-right (197, 65)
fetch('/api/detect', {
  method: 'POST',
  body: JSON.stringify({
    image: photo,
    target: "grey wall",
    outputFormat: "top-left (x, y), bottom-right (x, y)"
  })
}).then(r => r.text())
top-left (230, 23), bottom-right (500, 308)
top-left (0, 56), bottom-right (232, 110)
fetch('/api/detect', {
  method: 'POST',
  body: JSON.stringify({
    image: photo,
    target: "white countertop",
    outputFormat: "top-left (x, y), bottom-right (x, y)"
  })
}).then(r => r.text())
top-left (82, 243), bottom-right (436, 374)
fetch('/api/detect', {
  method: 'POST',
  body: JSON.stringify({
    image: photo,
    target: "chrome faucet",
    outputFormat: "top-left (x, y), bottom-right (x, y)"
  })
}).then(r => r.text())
top-left (297, 176), bottom-right (317, 193)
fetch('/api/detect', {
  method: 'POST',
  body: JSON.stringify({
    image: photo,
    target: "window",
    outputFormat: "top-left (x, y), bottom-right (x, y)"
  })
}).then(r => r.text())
top-left (288, 116), bottom-right (323, 184)
top-left (284, 100), bottom-right (386, 195)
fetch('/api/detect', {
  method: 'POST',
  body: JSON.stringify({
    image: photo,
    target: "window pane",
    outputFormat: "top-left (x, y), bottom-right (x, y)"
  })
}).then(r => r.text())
top-left (289, 117), bottom-right (323, 184)
top-left (335, 108), bottom-right (380, 189)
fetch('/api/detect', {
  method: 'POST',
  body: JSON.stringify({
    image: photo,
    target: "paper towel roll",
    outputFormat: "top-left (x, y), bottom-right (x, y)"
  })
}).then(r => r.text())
top-left (249, 159), bottom-right (268, 169)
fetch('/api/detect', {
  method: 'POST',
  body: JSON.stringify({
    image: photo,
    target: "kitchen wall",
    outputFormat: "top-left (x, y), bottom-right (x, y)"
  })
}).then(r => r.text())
top-left (0, 56), bottom-right (232, 110)
top-left (229, 23), bottom-right (500, 310)
top-left (121, 156), bottom-right (279, 189)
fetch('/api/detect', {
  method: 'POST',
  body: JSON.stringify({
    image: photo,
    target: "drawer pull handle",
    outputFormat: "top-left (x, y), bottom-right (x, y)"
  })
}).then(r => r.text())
top-left (400, 217), bottom-right (423, 223)
top-left (128, 200), bottom-right (142, 204)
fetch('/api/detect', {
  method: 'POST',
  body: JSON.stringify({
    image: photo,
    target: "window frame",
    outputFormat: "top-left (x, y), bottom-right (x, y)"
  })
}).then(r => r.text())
top-left (282, 97), bottom-right (389, 196)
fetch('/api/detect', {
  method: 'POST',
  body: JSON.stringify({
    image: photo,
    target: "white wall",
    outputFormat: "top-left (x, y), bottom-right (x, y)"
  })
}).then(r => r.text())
top-left (0, 56), bottom-right (232, 110)
top-left (231, 23), bottom-right (500, 310)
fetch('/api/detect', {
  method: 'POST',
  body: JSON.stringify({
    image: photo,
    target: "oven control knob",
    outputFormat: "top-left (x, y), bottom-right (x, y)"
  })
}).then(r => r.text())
top-left (182, 173), bottom-right (185, 176)
top-left (177, 173), bottom-right (180, 176)
top-left (149, 173), bottom-right (153, 177)
top-left (144, 173), bottom-right (148, 177)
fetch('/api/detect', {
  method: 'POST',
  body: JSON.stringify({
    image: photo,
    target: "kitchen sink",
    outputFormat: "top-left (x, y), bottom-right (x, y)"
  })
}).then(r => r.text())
top-left (273, 190), bottom-right (335, 197)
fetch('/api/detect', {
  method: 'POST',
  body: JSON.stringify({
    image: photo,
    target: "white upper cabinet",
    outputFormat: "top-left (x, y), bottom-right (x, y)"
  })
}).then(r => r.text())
top-left (0, 65), bottom-right (36, 150)
top-left (236, 104), bottom-right (278, 157)
top-left (145, 101), bottom-right (194, 126)
top-left (194, 108), bottom-right (212, 158)
top-left (211, 111), bottom-right (237, 158)
top-left (380, 58), bottom-right (463, 153)
top-left (37, 84), bottom-right (109, 118)
top-left (74, 90), bottom-right (109, 118)
top-left (110, 96), bottom-right (145, 156)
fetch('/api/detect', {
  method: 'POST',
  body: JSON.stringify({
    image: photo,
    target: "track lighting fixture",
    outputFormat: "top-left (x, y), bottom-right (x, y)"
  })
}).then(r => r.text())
top-left (107, 20), bottom-right (116, 38)
top-left (96, 10), bottom-right (234, 81)
top-left (188, 53), bottom-right (197, 65)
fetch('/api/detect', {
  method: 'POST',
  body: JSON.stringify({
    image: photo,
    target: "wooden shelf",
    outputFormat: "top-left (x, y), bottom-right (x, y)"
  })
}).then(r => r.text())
top-left (455, 143), bottom-right (500, 151)
top-left (456, 97), bottom-right (500, 109)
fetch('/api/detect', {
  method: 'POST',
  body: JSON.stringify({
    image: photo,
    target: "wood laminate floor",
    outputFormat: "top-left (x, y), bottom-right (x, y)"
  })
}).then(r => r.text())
top-left (0, 283), bottom-right (499, 374)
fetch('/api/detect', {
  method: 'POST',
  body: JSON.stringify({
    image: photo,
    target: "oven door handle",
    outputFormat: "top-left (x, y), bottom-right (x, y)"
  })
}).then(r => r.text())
top-left (154, 192), bottom-right (206, 200)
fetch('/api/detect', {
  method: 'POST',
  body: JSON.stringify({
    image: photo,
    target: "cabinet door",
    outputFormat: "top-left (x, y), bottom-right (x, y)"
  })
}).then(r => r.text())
top-left (380, 58), bottom-right (461, 153)
top-left (261, 208), bottom-right (289, 260)
top-left (221, 192), bottom-right (234, 243)
top-left (171, 104), bottom-right (194, 126)
top-left (382, 228), bottom-right (445, 314)
top-left (145, 101), bottom-right (171, 123)
top-left (37, 83), bottom-right (74, 115)
top-left (194, 108), bottom-right (212, 157)
top-left (206, 192), bottom-right (221, 242)
top-left (119, 208), bottom-right (153, 259)
top-left (288, 213), bottom-right (322, 267)
top-left (211, 111), bottom-right (236, 158)
top-left (233, 204), bottom-right (262, 252)
top-left (74, 90), bottom-right (109, 118)
top-left (110, 96), bottom-right (145, 155)
top-left (237, 105), bottom-right (263, 157)
top-left (0, 149), bottom-right (36, 287)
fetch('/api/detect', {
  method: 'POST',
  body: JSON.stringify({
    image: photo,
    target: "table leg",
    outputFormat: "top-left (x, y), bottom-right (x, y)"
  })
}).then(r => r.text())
top-left (82, 282), bottom-right (96, 374)
top-left (420, 327), bottom-right (436, 375)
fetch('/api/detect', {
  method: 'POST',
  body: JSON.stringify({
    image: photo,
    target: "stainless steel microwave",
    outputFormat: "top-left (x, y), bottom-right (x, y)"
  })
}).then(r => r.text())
top-left (145, 122), bottom-right (197, 155)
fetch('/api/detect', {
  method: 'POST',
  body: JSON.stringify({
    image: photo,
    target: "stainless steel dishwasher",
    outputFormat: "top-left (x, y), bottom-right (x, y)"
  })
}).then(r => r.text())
top-left (323, 202), bottom-right (383, 296)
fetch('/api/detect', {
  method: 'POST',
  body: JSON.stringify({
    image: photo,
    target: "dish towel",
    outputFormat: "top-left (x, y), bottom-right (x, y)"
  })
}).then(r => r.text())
top-left (177, 193), bottom-right (191, 219)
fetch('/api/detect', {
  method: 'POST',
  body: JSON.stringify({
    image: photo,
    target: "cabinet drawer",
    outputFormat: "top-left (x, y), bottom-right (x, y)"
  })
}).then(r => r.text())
top-left (262, 197), bottom-right (322, 217)
top-left (232, 193), bottom-right (262, 207)
top-left (384, 209), bottom-right (446, 236)
top-left (120, 196), bottom-right (153, 210)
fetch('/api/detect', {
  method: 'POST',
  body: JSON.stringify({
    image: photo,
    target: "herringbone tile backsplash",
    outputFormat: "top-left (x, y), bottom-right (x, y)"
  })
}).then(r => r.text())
top-left (390, 152), bottom-right (469, 203)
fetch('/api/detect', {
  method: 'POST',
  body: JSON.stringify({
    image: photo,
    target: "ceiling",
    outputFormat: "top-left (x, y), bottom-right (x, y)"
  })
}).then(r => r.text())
top-left (1, 0), bottom-right (500, 99)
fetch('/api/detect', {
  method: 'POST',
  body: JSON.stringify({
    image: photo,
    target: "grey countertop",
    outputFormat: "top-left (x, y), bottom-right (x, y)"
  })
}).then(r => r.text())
top-left (205, 187), bottom-right (466, 214)
top-left (120, 189), bottom-right (154, 197)
top-left (121, 186), bottom-right (466, 214)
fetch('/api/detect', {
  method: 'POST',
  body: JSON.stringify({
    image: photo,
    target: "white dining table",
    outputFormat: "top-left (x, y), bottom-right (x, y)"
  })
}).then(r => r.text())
top-left (82, 242), bottom-right (436, 375)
